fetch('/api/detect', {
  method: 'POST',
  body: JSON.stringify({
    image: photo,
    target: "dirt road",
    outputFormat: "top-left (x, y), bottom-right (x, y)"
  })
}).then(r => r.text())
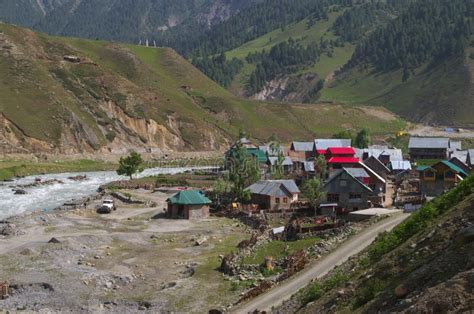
top-left (233, 212), bottom-right (410, 313)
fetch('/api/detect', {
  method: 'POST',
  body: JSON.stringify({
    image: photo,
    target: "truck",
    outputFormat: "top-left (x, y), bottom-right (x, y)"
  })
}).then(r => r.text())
top-left (97, 199), bottom-right (116, 214)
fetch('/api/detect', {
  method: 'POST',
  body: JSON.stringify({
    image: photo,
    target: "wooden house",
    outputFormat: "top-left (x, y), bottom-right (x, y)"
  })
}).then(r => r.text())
top-left (246, 180), bottom-right (300, 211)
top-left (416, 161), bottom-right (469, 196)
top-left (313, 139), bottom-right (352, 156)
top-left (409, 137), bottom-right (450, 161)
top-left (363, 156), bottom-right (391, 179)
top-left (323, 168), bottom-right (373, 211)
top-left (288, 142), bottom-right (314, 161)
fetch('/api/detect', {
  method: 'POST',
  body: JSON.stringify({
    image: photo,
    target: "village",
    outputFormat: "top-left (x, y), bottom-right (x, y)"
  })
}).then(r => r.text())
top-left (0, 132), bottom-right (473, 312)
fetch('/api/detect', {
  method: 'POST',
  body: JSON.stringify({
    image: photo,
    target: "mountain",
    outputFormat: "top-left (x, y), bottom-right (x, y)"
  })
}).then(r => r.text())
top-left (294, 174), bottom-right (474, 313)
top-left (0, 0), bottom-right (257, 44)
top-left (1, 0), bottom-right (472, 128)
top-left (0, 23), bottom-right (404, 154)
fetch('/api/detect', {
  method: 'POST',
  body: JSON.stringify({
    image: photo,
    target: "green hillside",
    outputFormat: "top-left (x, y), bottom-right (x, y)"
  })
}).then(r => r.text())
top-left (0, 23), bottom-right (404, 154)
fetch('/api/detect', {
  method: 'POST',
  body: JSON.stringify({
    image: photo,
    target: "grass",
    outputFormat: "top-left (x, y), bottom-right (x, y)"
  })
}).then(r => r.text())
top-left (0, 159), bottom-right (116, 181)
top-left (321, 54), bottom-right (474, 127)
top-left (303, 271), bottom-right (350, 304)
top-left (243, 237), bottom-right (320, 265)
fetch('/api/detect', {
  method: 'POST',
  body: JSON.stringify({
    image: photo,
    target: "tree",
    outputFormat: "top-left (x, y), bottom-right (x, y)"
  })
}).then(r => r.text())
top-left (333, 129), bottom-right (354, 141)
top-left (355, 128), bottom-right (371, 148)
top-left (269, 136), bottom-right (284, 179)
top-left (315, 155), bottom-right (327, 180)
top-left (211, 177), bottom-right (233, 206)
top-left (117, 151), bottom-right (144, 180)
top-left (302, 177), bottom-right (326, 211)
top-left (227, 140), bottom-right (260, 202)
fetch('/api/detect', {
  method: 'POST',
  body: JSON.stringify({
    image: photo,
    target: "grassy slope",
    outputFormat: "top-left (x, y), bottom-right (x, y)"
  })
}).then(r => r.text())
top-left (226, 11), bottom-right (355, 94)
top-left (322, 47), bottom-right (474, 127)
top-left (0, 22), bottom-right (405, 154)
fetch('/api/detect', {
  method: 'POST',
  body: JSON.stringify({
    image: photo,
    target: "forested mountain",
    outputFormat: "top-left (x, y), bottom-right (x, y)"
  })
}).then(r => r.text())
top-left (0, 0), bottom-right (256, 44)
top-left (0, 0), bottom-right (473, 127)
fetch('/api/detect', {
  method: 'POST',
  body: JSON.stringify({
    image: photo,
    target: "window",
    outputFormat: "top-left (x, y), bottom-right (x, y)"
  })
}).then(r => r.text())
top-left (283, 197), bottom-right (288, 204)
top-left (425, 170), bottom-right (435, 178)
top-left (445, 170), bottom-right (455, 179)
top-left (339, 179), bottom-right (347, 187)
top-left (275, 197), bottom-right (280, 204)
top-left (349, 193), bottom-right (362, 199)
top-left (327, 194), bottom-right (339, 202)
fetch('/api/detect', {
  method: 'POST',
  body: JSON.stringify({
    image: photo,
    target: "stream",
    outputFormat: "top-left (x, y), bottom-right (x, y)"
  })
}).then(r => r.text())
top-left (0, 167), bottom-right (211, 220)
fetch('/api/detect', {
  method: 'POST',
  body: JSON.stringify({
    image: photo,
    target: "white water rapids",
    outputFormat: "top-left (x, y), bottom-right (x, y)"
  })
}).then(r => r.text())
top-left (0, 167), bottom-right (210, 220)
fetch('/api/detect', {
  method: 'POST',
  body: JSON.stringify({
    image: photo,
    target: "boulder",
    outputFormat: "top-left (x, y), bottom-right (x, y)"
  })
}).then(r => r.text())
top-left (394, 284), bottom-right (409, 298)
top-left (13, 189), bottom-right (27, 195)
top-left (48, 237), bottom-right (61, 244)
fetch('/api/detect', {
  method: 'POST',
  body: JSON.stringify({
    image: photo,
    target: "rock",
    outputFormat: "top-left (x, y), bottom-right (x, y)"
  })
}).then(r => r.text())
top-left (48, 237), bottom-right (61, 244)
top-left (150, 234), bottom-right (159, 240)
top-left (455, 225), bottom-right (474, 246)
top-left (394, 284), bottom-right (409, 298)
top-left (195, 236), bottom-right (208, 246)
top-left (13, 189), bottom-right (27, 195)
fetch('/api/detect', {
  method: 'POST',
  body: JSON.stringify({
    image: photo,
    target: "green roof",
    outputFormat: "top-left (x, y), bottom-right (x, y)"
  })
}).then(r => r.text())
top-left (167, 190), bottom-right (211, 205)
top-left (439, 160), bottom-right (469, 177)
top-left (416, 165), bottom-right (434, 172)
top-left (247, 148), bottom-right (267, 162)
top-left (416, 161), bottom-right (468, 177)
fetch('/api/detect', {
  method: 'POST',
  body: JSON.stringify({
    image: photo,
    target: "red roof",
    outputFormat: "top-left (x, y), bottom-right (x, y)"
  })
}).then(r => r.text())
top-left (327, 157), bottom-right (360, 164)
top-left (316, 149), bottom-right (326, 155)
top-left (327, 147), bottom-right (355, 155)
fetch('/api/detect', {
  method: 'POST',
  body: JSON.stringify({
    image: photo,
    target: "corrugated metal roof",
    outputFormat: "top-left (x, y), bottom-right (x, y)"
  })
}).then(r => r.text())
top-left (451, 150), bottom-right (468, 162)
top-left (291, 141), bottom-right (314, 152)
top-left (268, 156), bottom-right (293, 166)
top-left (390, 160), bottom-right (412, 170)
top-left (344, 167), bottom-right (369, 178)
top-left (167, 190), bottom-right (211, 205)
top-left (303, 161), bottom-right (315, 172)
top-left (450, 141), bottom-right (462, 151)
top-left (468, 149), bottom-right (474, 164)
top-left (382, 149), bottom-right (403, 162)
top-left (439, 160), bottom-right (468, 177)
top-left (408, 137), bottom-right (450, 149)
top-left (327, 147), bottom-right (355, 155)
top-left (325, 169), bottom-right (373, 192)
top-left (246, 180), bottom-right (300, 196)
top-left (314, 139), bottom-right (351, 150)
top-left (327, 157), bottom-right (360, 164)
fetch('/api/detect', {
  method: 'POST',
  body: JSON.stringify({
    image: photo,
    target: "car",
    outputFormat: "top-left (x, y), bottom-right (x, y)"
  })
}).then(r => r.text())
top-left (97, 199), bottom-right (116, 214)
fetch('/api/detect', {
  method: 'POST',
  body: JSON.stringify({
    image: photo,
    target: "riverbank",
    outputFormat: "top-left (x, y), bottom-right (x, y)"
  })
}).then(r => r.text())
top-left (0, 188), bottom-right (251, 312)
top-left (0, 153), bottom-right (223, 181)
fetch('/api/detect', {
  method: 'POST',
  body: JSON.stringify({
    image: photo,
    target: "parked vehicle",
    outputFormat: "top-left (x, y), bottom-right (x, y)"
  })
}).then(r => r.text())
top-left (97, 199), bottom-right (116, 214)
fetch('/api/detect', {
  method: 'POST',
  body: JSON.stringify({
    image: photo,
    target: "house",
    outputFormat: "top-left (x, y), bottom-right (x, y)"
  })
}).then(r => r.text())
top-left (358, 161), bottom-right (387, 204)
top-left (267, 156), bottom-right (294, 174)
top-left (363, 156), bottom-right (391, 179)
top-left (303, 161), bottom-right (315, 177)
top-left (323, 168), bottom-right (373, 211)
top-left (288, 141), bottom-right (314, 161)
top-left (390, 160), bottom-right (412, 174)
top-left (167, 190), bottom-right (211, 219)
top-left (314, 139), bottom-right (352, 156)
top-left (327, 156), bottom-right (360, 172)
top-left (467, 149), bottom-right (474, 169)
top-left (408, 137), bottom-right (450, 160)
top-left (246, 180), bottom-right (300, 211)
top-left (416, 160), bottom-right (469, 196)
top-left (362, 146), bottom-right (403, 165)
top-left (449, 156), bottom-right (471, 175)
top-left (325, 147), bottom-right (356, 159)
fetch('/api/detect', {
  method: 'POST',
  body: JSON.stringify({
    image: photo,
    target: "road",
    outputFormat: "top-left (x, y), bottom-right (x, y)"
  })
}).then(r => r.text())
top-left (232, 212), bottom-right (410, 313)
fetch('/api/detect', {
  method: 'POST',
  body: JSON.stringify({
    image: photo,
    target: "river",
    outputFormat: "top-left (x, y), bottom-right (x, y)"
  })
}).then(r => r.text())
top-left (0, 167), bottom-right (211, 220)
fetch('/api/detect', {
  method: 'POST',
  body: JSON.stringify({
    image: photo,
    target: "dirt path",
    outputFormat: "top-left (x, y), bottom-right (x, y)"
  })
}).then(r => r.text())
top-left (232, 212), bottom-right (410, 313)
top-left (409, 125), bottom-right (474, 138)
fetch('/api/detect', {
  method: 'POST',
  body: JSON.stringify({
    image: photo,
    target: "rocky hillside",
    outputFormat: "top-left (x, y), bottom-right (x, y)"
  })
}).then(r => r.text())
top-left (281, 175), bottom-right (474, 313)
top-left (0, 23), bottom-right (405, 154)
